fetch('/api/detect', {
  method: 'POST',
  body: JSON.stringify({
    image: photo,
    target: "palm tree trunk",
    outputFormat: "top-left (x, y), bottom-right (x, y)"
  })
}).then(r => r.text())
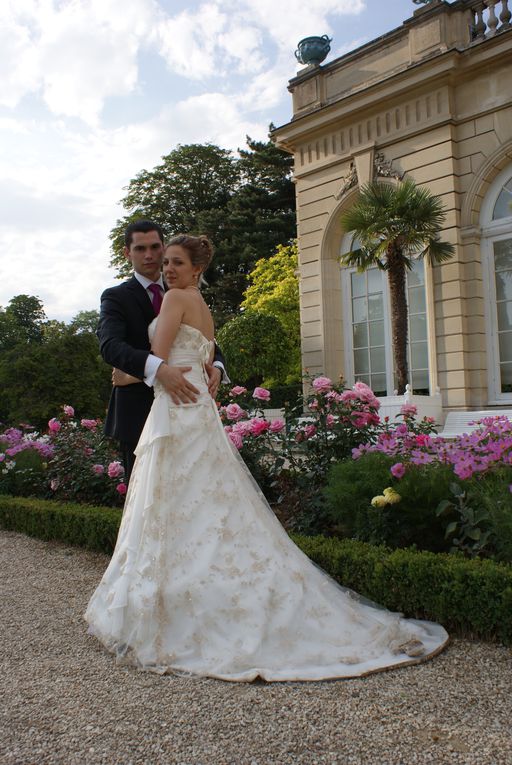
top-left (387, 246), bottom-right (409, 394)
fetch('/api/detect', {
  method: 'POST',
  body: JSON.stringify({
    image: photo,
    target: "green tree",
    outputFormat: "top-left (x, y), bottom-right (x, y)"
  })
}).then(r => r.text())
top-left (109, 143), bottom-right (239, 278)
top-left (216, 312), bottom-right (292, 389)
top-left (241, 242), bottom-right (300, 383)
top-left (108, 137), bottom-right (296, 325)
top-left (0, 295), bottom-right (46, 350)
top-left (0, 329), bottom-right (111, 430)
top-left (69, 309), bottom-right (100, 334)
top-left (340, 179), bottom-right (454, 394)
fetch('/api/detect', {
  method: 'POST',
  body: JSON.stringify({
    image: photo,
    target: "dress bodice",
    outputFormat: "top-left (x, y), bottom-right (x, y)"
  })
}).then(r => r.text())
top-left (148, 319), bottom-right (214, 367)
top-left (148, 320), bottom-right (214, 406)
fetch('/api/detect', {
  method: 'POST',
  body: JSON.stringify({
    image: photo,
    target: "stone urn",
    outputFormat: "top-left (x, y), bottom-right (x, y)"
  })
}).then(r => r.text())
top-left (295, 35), bottom-right (332, 66)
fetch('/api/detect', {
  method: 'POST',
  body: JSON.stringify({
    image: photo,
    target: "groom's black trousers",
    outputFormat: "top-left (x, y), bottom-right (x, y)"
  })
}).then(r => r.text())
top-left (120, 441), bottom-right (137, 485)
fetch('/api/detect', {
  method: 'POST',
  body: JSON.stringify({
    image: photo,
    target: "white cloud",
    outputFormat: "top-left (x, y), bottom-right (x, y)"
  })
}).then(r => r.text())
top-left (0, 10), bottom-right (40, 107)
top-left (0, 0), bottom-right (374, 322)
top-left (0, 0), bottom-right (159, 124)
top-left (234, 0), bottom-right (365, 49)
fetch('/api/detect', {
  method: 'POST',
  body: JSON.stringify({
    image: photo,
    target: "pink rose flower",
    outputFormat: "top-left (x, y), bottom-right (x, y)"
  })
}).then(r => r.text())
top-left (48, 418), bottom-right (61, 434)
top-left (249, 417), bottom-right (270, 436)
top-left (304, 424), bottom-right (317, 439)
top-left (81, 419), bottom-right (98, 430)
top-left (270, 418), bottom-right (285, 433)
top-left (312, 376), bottom-right (332, 393)
top-left (230, 386), bottom-right (247, 396)
top-left (92, 464), bottom-right (104, 475)
top-left (309, 399), bottom-right (319, 411)
top-left (390, 462), bottom-right (406, 479)
top-left (63, 405), bottom-right (75, 417)
top-left (326, 414), bottom-right (335, 427)
top-left (252, 387), bottom-right (271, 401)
top-left (225, 403), bottom-right (246, 422)
top-left (116, 483), bottom-right (127, 495)
top-left (50, 478), bottom-right (59, 491)
top-left (107, 461), bottom-right (124, 479)
top-left (228, 431), bottom-right (243, 450)
top-left (230, 421), bottom-right (249, 436)
top-left (400, 403), bottom-right (417, 417)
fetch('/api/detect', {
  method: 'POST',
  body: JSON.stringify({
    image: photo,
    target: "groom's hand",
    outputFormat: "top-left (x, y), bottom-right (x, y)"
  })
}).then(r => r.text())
top-left (156, 363), bottom-right (199, 405)
top-left (205, 364), bottom-right (222, 400)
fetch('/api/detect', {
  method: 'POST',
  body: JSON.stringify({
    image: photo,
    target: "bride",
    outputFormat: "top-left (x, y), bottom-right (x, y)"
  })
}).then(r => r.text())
top-left (85, 234), bottom-right (448, 682)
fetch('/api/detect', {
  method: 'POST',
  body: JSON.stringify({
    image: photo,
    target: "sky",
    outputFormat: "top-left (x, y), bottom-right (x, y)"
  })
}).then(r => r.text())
top-left (1, 0), bottom-right (429, 323)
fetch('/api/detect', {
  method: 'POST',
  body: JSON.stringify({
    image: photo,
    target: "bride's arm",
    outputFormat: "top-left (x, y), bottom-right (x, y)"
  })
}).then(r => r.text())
top-left (151, 290), bottom-right (186, 360)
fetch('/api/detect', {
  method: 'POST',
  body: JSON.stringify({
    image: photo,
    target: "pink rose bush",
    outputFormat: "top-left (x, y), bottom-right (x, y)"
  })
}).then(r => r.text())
top-left (0, 404), bottom-right (126, 507)
top-left (217, 378), bottom-right (387, 515)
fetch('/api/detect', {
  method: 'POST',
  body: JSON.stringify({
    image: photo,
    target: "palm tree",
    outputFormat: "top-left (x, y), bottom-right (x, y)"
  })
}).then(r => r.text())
top-left (340, 178), bottom-right (455, 395)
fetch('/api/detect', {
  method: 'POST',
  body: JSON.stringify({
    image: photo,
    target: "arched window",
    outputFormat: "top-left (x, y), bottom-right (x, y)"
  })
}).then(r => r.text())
top-left (481, 166), bottom-right (512, 401)
top-left (340, 233), bottom-right (430, 396)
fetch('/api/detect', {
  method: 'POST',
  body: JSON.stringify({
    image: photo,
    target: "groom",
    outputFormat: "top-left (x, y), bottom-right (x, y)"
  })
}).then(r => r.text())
top-left (97, 219), bottom-right (227, 481)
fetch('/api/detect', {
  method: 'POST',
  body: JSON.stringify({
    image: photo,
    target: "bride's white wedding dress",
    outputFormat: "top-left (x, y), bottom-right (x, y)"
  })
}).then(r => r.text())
top-left (85, 320), bottom-right (448, 681)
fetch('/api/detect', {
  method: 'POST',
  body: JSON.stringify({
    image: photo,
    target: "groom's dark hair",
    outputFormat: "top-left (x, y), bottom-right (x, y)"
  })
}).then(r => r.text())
top-left (124, 220), bottom-right (165, 248)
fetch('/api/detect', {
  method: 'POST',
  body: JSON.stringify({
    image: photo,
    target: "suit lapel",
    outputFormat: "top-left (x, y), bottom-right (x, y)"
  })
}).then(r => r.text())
top-left (126, 275), bottom-right (155, 324)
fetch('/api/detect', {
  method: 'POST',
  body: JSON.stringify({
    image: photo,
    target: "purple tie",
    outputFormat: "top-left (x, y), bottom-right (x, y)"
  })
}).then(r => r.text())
top-left (148, 283), bottom-right (163, 315)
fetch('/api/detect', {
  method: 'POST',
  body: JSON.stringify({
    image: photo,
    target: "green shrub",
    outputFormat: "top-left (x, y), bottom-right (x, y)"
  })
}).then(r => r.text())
top-left (0, 495), bottom-right (121, 554)
top-left (293, 533), bottom-right (512, 645)
top-left (469, 468), bottom-right (512, 562)
top-left (0, 448), bottom-right (48, 497)
top-left (2, 494), bottom-right (511, 644)
top-left (324, 452), bottom-right (455, 550)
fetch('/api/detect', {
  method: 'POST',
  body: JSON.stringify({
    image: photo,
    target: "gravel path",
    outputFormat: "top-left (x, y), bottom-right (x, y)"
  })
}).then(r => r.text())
top-left (1, 530), bottom-right (511, 765)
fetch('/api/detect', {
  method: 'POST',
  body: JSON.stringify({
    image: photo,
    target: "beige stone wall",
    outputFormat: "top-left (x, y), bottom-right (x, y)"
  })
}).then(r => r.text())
top-left (274, 2), bottom-right (512, 410)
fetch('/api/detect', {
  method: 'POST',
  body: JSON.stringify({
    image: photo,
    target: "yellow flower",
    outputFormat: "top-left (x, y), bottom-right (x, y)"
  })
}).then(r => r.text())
top-left (371, 495), bottom-right (387, 508)
top-left (383, 487), bottom-right (401, 504)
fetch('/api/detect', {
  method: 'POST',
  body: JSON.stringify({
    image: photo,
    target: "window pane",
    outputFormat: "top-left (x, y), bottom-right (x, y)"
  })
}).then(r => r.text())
top-left (369, 320), bottom-right (385, 346)
top-left (494, 238), bottom-right (512, 270)
top-left (354, 349), bottom-right (370, 374)
top-left (351, 271), bottom-right (366, 298)
top-left (411, 341), bottom-right (428, 370)
top-left (368, 293), bottom-right (384, 320)
top-left (501, 363), bottom-right (512, 392)
top-left (410, 313), bottom-right (427, 342)
top-left (408, 285), bottom-right (426, 313)
top-left (367, 268), bottom-right (382, 294)
top-left (495, 272), bottom-right (512, 302)
top-left (498, 331), bottom-right (512, 363)
top-left (492, 177), bottom-right (512, 220)
top-left (353, 322), bottom-right (368, 349)
top-left (407, 259), bottom-right (425, 287)
top-left (411, 369), bottom-right (429, 395)
top-left (370, 346), bottom-right (386, 373)
top-left (355, 374), bottom-right (370, 387)
top-left (352, 296), bottom-right (367, 323)
top-left (497, 301), bottom-right (512, 332)
top-left (370, 373), bottom-right (387, 396)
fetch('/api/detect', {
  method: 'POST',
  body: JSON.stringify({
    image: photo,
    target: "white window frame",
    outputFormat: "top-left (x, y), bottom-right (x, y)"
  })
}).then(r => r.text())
top-left (480, 165), bottom-right (512, 404)
top-left (340, 233), bottom-right (431, 396)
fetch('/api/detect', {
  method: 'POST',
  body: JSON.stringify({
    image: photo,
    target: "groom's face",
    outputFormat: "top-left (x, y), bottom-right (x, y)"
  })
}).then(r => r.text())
top-left (125, 231), bottom-right (164, 282)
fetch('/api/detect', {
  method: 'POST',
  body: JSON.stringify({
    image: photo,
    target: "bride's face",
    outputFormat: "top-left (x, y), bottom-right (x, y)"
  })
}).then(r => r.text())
top-left (163, 245), bottom-right (201, 289)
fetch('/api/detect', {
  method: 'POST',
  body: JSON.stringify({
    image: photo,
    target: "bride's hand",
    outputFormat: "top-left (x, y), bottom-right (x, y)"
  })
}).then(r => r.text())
top-left (112, 368), bottom-right (141, 387)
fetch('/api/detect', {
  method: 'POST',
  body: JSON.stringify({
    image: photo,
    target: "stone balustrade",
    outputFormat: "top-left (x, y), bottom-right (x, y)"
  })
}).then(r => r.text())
top-left (469, 0), bottom-right (511, 40)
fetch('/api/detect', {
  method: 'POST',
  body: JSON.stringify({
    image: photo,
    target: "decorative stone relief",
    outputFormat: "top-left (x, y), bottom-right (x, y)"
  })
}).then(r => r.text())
top-left (374, 152), bottom-right (404, 181)
top-left (334, 162), bottom-right (357, 199)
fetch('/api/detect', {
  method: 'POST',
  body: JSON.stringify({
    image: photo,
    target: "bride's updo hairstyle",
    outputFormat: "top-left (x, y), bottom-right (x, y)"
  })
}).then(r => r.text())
top-left (166, 234), bottom-right (213, 287)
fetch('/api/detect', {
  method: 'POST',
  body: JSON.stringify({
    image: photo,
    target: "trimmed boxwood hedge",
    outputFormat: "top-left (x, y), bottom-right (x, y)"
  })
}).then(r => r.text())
top-left (0, 495), bottom-right (121, 554)
top-left (1, 495), bottom-right (511, 645)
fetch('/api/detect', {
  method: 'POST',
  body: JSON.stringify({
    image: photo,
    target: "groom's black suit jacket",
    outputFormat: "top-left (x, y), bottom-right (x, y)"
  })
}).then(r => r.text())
top-left (97, 275), bottom-right (224, 445)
